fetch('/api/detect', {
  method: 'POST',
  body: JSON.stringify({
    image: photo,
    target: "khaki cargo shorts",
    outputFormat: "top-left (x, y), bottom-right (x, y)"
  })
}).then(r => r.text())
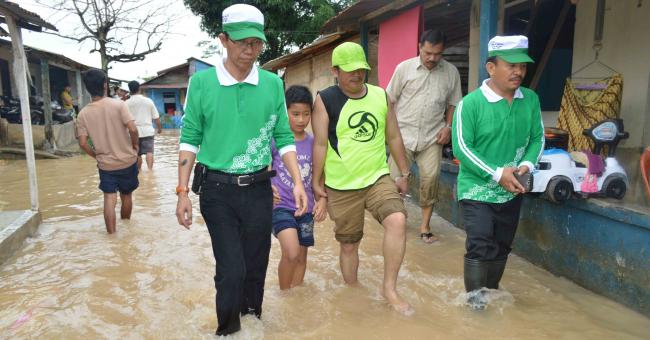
top-left (326, 175), bottom-right (407, 244)
top-left (388, 142), bottom-right (442, 207)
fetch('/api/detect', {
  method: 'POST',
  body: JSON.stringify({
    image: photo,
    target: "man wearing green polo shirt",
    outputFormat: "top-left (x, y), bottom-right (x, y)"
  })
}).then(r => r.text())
top-left (174, 4), bottom-right (307, 336)
top-left (451, 35), bottom-right (544, 309)
top-left (312, 42), bottom-right (414, 315)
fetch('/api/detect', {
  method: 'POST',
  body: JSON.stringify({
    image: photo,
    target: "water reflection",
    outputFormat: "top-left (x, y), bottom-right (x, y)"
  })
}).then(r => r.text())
top-left (0, 131), bottom-right (648, 339)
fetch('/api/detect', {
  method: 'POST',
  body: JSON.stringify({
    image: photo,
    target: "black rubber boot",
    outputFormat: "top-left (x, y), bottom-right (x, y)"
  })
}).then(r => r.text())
top-left (464, 257), bottom-right (489, 310)
top-left (486, 258), bottom-right (507, 289)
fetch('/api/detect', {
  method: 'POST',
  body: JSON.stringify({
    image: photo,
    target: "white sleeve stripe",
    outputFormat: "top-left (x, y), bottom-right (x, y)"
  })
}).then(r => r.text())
top-left (278, 145), bottom-right (296, 156)
top-left (455, 100), bottom-right (495, 175)
top-left (179, 143), bottom-right (198, 154)
top-left (183, 77), bottom-right (193, 112)
top-left (535, 110), bottom-right (545, 162)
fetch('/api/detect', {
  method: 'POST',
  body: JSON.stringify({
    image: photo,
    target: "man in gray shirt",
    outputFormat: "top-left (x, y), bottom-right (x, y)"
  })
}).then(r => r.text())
top-left (387, 29), bottom-right (462, 243)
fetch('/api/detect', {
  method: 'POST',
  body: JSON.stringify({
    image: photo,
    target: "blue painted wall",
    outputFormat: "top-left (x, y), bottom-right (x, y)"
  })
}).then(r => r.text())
top-left (418, 161), bottom-right (650, 316)
top-left (146, 89), bottom-right (165, 114)
top-left (192, 60), bottom-right (213, 74)
top-left (145, 88), bottom-right (183, 128)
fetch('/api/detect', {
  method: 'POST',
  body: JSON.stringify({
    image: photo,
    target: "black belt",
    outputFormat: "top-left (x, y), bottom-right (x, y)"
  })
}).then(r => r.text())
top-left (205, 169), bottom-right (276, 186)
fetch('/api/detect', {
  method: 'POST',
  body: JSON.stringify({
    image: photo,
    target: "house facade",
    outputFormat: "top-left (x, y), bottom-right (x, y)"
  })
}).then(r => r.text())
top-left (140, 57), bottom-right (213, 128)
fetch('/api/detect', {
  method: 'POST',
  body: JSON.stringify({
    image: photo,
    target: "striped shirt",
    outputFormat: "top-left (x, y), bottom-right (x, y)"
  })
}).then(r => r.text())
top-left (451, 79), bottom-right (544, 203)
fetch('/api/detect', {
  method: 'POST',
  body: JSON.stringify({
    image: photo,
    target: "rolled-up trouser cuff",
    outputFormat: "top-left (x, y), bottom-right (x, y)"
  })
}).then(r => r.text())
top-left (335, 232), bottom-right (363, 244)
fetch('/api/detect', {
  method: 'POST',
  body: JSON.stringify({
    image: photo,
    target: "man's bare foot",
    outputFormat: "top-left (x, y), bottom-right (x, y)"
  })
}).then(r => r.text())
top-left (382, 288), bottom-right (415, 316)
top-left (420, 230), bottom-right (438, 244)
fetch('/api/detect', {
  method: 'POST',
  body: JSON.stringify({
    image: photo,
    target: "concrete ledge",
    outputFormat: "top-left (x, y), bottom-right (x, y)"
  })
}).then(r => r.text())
top-left (425, 160), bottom-right (650, 317)
top-left (0, 210), bottom-right (42, 265)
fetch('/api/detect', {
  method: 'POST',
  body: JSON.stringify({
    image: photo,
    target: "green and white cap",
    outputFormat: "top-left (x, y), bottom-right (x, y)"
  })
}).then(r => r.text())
top-left (488, 35), bottom-right (534, 63)
top-left (222, 4), bottom-right (266, 42)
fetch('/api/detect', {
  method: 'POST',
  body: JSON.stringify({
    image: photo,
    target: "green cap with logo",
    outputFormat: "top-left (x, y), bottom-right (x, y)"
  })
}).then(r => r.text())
top-left (488, 35), bottom-right (534, 63)
top-left (332, 42), bottom-right (371, 72)
top-left (222, 4), bottom-right (266, 42)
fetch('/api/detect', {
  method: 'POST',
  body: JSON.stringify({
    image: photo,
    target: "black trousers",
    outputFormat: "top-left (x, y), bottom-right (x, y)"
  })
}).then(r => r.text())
top-left (199, 179), bottom-right (273, 336)
top-left (460, 196), bottom-right (523, 261)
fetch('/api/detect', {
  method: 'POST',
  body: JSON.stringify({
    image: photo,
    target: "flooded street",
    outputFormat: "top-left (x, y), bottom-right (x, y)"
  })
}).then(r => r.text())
top-left (0, 131), bottom-right (649, 339)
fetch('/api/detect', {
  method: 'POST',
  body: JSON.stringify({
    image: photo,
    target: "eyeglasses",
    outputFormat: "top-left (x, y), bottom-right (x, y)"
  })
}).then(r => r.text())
top-left (228, 37), bottom-right (265, 50)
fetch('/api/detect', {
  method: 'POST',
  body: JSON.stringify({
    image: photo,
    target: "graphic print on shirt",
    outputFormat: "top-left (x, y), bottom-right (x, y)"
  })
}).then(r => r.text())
top-left (276, 154), bottom-right (312, 190)
top-left (459, 143), bottom-right (527, 203)
top-left (320, 84), bottom-right (390, 190)
top-left (228, 115), bottom-right (277, 173)
top-left (349, 111), bottom-right (378, 142)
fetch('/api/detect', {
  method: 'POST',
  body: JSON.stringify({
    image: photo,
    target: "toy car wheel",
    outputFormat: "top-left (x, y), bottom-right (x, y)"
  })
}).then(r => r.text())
top-left (546, 177), bottom-right (573, 203)
top-left (603, 176), bottom-right (626, 199)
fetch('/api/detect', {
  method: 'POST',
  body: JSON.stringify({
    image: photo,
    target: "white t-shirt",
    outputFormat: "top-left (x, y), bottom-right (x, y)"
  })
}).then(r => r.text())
top-left (126, 94), bottom-right (160, 137)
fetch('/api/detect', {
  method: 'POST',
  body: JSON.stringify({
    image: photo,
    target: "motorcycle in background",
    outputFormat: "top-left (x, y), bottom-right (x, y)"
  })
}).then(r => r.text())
top-left (0, 95), bottom-right (73, 125)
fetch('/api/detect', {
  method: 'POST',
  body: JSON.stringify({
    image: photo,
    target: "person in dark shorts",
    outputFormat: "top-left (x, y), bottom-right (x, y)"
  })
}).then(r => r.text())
top-left (77, 69), bottom-right (140, 234)
top-left (138, 136), bottom-right (154, 160)
top-left (126, 80), bottom-right (161, 171)
top-left (270, 85), bottom-right (327, 290)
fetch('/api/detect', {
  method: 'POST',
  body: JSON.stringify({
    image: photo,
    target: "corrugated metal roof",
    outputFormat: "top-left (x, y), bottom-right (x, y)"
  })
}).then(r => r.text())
top-left (321, 0), bottom-right (392, 33)
top-left (262, 31), bottom-right (356, 71)
top-left (0, 0), bottom-right (57, 32)
top-left (0, 38), bottom-right (91, 70)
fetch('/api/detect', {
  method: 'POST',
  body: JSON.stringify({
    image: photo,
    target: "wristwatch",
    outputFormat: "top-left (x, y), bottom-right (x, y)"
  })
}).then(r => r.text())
top-left (175, 186), bottom-right (189, 195)
top-left (444, 122), bottom-right (452, 129)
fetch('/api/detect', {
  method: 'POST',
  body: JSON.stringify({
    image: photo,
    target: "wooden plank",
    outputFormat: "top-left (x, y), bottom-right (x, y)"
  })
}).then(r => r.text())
top-left (75, 70), bottom-right (83, 107)
top-left (529, 0), bottom-right (571, 90)
top-left (4, 13), bottom-right (39, 211)
top-left (524, 0), bottom-right (542, 36)
top-left (40, 60), bottom-right (54, 150)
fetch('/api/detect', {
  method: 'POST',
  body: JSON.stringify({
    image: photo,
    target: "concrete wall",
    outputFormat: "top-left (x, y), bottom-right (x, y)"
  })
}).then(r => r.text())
top-left (465, 1), bottom-right (650, 205)
top-left (2, 120), bottom-right (78, 151)
top-left (573, 1), bottom-right (650, 149)
top-left (431, 163), bottom-right (650, 317)
top-left (568, 1), bottom-right (650, 206)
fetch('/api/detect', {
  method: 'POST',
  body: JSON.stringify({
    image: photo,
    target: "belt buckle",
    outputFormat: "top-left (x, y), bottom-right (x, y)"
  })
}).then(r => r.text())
top-left (237, 174), bottom-right (251, 186)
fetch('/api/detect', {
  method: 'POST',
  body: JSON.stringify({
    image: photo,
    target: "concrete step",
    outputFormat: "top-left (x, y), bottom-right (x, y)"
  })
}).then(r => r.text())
top-left (0, 210), bottom-right (41, 265)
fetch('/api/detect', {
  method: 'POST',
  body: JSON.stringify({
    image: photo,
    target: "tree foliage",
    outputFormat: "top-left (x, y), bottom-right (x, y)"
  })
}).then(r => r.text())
top-left (183, 0), bottom-right (352, 64)
top-left (37, 0), bottom-right (175, 75)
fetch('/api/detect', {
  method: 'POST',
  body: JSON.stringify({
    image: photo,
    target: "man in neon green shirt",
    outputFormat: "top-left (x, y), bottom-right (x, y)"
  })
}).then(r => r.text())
top-left (174, 4), bottom-right (307, 336)
top-left (452, 35), bottom-right (544, 309)
top-left (312, 42), bottom-right (414, 315)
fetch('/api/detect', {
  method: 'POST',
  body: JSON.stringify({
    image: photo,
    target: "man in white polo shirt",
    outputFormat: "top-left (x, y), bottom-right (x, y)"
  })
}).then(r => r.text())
top-left (452, 35), bottom-right (543, 310)
top-left (175, 3), bottom-right (307, 336)
top-left (126, 80), bottom-right (161, 170)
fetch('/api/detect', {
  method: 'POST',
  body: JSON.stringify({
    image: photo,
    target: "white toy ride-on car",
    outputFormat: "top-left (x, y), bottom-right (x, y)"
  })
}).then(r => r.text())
top-left (531, 119), bottom-right (629, 203)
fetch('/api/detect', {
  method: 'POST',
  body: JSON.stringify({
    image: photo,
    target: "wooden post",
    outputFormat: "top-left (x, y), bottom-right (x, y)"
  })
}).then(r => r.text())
top-left (75, 70), bottom-right (83, 108)
top-left (529, 0), bottom-right (571, 90)
top-left (5, 15), bottom-right (39, 211)
top-left (479, 0), bottom-right (499, 84)
top-left (41, 60), bottom-right (55, 150)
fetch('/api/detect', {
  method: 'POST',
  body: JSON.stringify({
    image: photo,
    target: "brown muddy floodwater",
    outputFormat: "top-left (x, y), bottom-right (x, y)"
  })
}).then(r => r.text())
top-left (0, 131), bottom-right (649, 339)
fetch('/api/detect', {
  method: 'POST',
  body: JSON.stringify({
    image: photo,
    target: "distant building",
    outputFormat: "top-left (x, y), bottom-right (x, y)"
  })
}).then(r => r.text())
top-left (0, 38), bottom-right (91, 151)
top-left (140, 57), bottom-right (213, 128)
